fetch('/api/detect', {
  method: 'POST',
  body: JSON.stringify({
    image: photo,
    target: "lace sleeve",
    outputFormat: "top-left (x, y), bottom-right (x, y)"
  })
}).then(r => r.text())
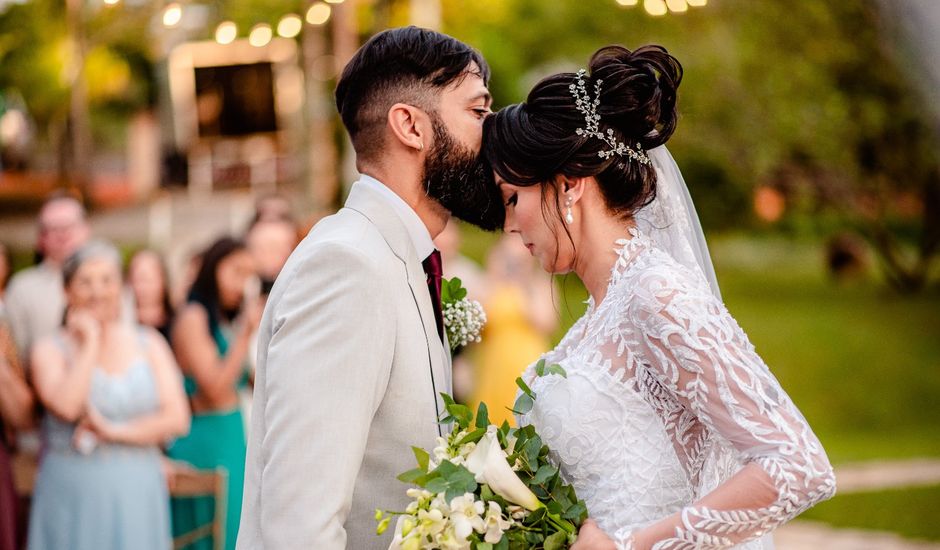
top-left (617, 271), bottom-right (836, 550)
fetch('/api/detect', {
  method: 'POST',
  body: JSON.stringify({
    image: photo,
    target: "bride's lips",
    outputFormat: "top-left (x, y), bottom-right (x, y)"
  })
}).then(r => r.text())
top-left (524, 243), bottom-right (535, 254)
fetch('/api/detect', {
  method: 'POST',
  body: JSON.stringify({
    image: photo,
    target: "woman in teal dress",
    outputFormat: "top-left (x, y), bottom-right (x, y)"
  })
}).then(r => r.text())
top-left (27, 241), bottom-right (190, 550)
top-left (168, 237), bottom-right (263, 550)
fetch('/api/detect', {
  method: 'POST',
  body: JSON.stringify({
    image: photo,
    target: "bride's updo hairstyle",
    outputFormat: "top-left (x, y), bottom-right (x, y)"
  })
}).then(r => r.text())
top-left (484, 45), bottom-right (682, 226)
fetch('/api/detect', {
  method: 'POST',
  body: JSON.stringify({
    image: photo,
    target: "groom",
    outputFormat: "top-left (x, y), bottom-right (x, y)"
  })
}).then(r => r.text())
top-left (237, 27), bottom-right (501, 549)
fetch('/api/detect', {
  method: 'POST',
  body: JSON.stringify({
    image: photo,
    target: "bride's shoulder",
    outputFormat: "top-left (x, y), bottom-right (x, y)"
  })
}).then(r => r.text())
top-left (616, 248), bottom-right (719, 317)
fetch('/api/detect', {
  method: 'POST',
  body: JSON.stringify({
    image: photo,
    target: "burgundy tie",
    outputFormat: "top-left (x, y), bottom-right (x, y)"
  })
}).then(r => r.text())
top-left (422, 249), bottom-right (445, 342)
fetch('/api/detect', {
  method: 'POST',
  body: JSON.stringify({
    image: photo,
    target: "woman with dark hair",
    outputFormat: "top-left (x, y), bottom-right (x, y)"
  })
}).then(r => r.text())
top-left (167, 236), bottom-right (262, 550)
top-left (127, 249), bottom-right (175, 342)
top-left (27, 240), bottom-right (189, 550)
top-left (484, 46), bottom-right (835, 549)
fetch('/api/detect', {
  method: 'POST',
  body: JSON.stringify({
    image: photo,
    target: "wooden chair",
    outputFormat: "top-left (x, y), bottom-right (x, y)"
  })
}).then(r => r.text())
top-left (166, 461), bottom-right (228, 550)
top-left (10, 451), bottom-right (37, 496)
top-left (11, 452), bottom-right (227, 550)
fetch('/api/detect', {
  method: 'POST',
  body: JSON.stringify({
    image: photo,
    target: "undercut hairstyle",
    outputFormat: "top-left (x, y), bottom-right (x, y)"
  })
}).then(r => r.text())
top-left (335, 26), bottom-right (490, 160)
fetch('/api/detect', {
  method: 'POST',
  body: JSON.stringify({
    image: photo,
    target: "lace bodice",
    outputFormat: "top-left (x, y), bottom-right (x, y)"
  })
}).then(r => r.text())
top-left (519, 230), bottom-right (836, 549)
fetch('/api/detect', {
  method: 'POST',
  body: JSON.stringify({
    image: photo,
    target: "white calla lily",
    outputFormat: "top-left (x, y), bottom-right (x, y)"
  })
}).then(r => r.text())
top-left (465, 426), bottom-right (543, 511)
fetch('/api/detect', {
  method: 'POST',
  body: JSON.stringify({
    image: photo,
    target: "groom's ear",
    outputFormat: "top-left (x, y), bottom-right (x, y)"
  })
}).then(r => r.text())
top-left (387, 103), bottom-right (428, 153)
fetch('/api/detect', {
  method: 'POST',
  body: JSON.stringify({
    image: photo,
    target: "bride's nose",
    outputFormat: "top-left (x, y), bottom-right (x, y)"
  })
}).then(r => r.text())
top-left (503, 209), bottom-right (518, 233)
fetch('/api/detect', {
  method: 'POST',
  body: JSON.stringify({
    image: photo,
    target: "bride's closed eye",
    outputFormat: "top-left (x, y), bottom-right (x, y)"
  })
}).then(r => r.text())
top-left (505, 193), bottom-right (518, 207)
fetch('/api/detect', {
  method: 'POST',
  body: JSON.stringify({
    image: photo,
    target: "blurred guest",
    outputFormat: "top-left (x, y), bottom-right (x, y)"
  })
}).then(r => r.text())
top-left (0, 242), bottom-right (12, 301)
top-left (0, 310), bottom-right (33, 550)
top-left (127, 249), bottom-right (175, 341)
top-left (470, 235), bottom-right (557, 426)
top-left (434, 220), bottom-right (486, 299)
top-left (251, 193), bottom-right (295, 226)
top-left (168, 237), bottom-right (262, 550)
top-left (245, 219), bottom-right (298, 295)
top-left (434, 220), bottom-right (486, 403)
top-left (242, 220), bottom-right (298, 425)
top-left (27, 241), bottom-right (190, 550)
top-left (5, 194), bottom-right (90, 360)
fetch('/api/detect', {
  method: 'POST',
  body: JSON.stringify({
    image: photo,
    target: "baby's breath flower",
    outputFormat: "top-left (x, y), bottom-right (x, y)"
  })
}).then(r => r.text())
top-left (443, 298), bottom-right (486, 351)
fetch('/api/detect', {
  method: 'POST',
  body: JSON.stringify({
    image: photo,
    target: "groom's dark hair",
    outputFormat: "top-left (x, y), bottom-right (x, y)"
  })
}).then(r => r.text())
top-left (335, 26), bottom-right (489, 160)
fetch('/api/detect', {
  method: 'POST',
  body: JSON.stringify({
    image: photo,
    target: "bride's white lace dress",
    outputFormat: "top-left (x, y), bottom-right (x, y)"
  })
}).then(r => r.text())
top-left (518, 229), bottom-right (836, 550)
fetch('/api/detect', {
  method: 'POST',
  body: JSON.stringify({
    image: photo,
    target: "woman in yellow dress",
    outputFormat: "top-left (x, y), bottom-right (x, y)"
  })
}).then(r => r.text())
top-left (470, 235), bottom-right (557, 426)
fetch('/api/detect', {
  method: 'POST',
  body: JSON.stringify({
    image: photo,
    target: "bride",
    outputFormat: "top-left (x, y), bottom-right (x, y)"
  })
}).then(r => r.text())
top-left (481, 45), bottom-right (836, 549)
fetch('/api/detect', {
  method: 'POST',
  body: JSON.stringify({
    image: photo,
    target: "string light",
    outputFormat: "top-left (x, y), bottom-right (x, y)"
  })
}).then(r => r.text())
top-left (644, 0), bottom-right (668, 16)
top-left (215, 21), bottom-right (237, 44)
top-left (617, 0), bottom-right (706, 14)
top-left (248, 23), bottom-right (273, 47)
top-left (306, 2), bottom-right (331, 25)
top-left (277, 14), bottom-right (303, 38)
top-left (162, 3), bottom-right (183, 27)
top-left (665, 0), bottom-right (688, 12)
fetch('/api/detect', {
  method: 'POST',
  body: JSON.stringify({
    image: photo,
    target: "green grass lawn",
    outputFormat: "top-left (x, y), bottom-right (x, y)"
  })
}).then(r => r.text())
top-left (709, 235), bottom-right (940, 465)
top-left (798, 484), bottom-right (940, 542)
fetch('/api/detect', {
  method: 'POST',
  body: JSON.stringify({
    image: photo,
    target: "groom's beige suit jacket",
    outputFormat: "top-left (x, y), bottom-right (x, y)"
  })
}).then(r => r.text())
top-left (237, 180), bottom-right (452, 549)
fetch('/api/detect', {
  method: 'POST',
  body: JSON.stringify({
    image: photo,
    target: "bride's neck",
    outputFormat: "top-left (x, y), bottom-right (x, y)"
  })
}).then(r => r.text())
top-left (572, 211), bottom-right (636, 305)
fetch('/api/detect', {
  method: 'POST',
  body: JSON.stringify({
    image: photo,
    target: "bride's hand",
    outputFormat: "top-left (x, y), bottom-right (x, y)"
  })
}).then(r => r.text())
top-left (571, 519), bottom-right (617, 550)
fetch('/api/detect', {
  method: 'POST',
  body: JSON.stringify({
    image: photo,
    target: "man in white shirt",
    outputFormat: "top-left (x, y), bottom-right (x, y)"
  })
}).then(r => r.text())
top-left (238, 27), bottom-right (502, 549)
top-left (5, 195), bottom-right (91, 363)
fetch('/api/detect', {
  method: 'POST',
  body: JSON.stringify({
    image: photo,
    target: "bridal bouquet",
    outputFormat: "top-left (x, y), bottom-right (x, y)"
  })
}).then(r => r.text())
top-left (376, 361), bottom-right (586, 550)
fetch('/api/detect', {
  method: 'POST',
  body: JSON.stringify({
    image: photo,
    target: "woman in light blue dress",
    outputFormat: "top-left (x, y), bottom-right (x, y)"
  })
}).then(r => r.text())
top-left (27, 241), bottom-right (190, 550)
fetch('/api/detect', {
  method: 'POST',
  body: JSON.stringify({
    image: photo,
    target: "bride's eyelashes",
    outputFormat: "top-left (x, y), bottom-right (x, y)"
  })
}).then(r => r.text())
top-left (505, 193), bottom-right (518, 207)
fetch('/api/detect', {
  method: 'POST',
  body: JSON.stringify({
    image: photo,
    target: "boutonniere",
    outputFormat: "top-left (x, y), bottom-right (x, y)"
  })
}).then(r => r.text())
top-left (440, 277), bottom-right (486, 351)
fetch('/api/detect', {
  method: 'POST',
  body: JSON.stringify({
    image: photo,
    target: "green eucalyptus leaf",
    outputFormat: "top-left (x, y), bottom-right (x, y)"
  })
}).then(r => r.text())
top-left (546, 363), bottom-right (568, 378)
top-left (544, 530), bottom-right (567, 550)
top-left (564, 501), bottom-right (588, 523)
top-left (531, 464), bottom-right (557, 486)
top-left (510, 393), bottom-right (534, 416)
top-left (524, 436), bottom-right (542, 465)
top-left (428, 461), bottom-right (478, 502)
top-left (475, 402), bottom-right (490, 429)
top-left (515, 377), bottom-right (534, 398)
top-left (446, 403), bottom-right (474, 428)
top-left (458, 427), bottom-right (487, 446)
top-left (412, 446), bottom-right (430, 471)
top-left (534, 359), bottom-right (546, 376)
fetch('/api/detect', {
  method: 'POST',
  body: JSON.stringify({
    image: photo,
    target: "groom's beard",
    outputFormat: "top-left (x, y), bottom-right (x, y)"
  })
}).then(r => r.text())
top-left (423, 118), bottom-right (504, 231)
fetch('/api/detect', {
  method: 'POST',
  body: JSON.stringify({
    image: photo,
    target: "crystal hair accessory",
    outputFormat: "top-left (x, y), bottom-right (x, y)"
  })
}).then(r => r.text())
top-left (569, 69), bottom-right (651, 165)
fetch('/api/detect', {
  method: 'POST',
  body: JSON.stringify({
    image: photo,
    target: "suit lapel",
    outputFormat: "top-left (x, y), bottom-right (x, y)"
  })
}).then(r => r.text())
top-left (344, 183), bottom-right (451, 428)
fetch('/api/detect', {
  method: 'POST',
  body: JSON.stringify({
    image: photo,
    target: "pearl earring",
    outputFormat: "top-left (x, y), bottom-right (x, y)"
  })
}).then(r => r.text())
top-left (565, 196), bottom-right (574, 224)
